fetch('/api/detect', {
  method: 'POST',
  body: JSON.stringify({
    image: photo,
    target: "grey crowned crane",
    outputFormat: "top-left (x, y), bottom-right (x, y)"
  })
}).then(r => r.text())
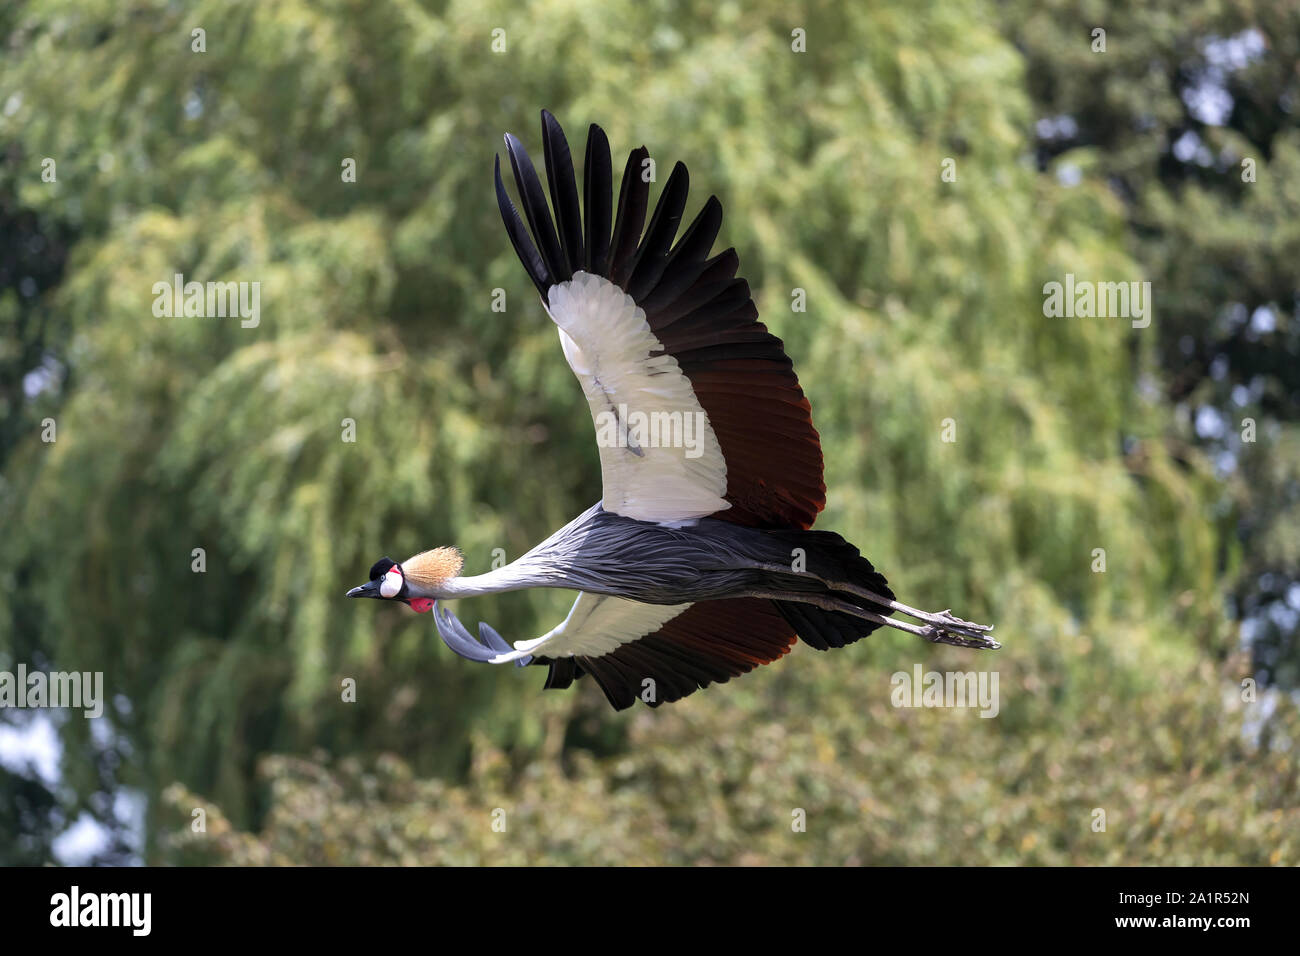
top-left (347, 111), bottom-right (996, 710)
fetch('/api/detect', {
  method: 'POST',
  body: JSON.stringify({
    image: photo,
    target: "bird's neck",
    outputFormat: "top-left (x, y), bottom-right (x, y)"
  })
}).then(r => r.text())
top-left (411, 505), bottom-right (600, 599)
top-left (422, 563), bottom-right (538, 599)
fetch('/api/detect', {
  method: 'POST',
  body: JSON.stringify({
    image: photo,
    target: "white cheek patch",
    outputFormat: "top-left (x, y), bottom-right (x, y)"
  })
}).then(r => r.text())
top-left (379, 567), bottom-right (403, 598)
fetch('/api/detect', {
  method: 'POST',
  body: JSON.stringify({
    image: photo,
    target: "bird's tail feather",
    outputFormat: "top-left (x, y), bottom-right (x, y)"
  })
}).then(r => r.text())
top-left (761, 528), bottom-right (896, 650)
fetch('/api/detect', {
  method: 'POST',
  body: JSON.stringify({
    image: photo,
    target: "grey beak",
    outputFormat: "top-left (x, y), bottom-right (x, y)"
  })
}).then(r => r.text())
top-left (346, 579), bottom-right (382, 599)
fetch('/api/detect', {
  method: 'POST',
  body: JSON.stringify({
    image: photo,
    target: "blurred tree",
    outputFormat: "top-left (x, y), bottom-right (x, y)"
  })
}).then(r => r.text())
top-left (0, 169), bottom-right (76, 864)
top-left (158, 659), bottom-right (1300, 865)
top-left (0, 0), bottom-right (1287, 865)
top-left (1005, 0), bottom-right (1300, 688)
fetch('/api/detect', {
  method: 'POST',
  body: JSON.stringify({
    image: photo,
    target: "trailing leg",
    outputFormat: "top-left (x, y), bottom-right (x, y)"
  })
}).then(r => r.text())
top-left (763, 591), bottom-right (999, 649)
top-left (827, 584), bottom-right (995, 645)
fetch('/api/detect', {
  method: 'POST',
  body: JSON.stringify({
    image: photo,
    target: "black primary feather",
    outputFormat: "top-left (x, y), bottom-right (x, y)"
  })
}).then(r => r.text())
top-left (582, 123), bottom-right (613, 275)
top-left (639, 195), bottom-right (723, 313)
top-left (626, 161), bottom-right (690, 301)
top-left (494, 155), bottom-right (551, 298)
top-left (505, 132), bottom-right (568, 287)
top-left (541, 109), bottom-right (584, 276)
top-left (607, 146), bottom-right (651, 286)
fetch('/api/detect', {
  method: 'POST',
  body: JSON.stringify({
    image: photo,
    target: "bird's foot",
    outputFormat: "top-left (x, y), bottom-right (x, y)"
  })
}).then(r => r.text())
top-left (829, 583), bottom-right (998, 649)
top-left (917, 610), bottom-right (999, 650)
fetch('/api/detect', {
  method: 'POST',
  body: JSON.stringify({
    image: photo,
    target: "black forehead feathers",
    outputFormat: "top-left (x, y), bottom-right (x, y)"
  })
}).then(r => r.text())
top-left (368, 557), bottom-right (397, 580)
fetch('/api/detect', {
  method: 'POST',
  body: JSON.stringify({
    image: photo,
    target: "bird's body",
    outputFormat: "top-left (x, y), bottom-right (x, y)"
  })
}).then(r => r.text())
top-left (436, 501), bottom-right (882, 606)
top-left (348, 112), bottom-right (996, 709)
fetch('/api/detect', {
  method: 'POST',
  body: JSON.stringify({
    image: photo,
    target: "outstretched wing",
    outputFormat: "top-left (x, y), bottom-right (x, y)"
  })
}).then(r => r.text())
top-left (496, 111), bottom-right (826, 529)
top-left (435, 594), bottom-right (798, 710)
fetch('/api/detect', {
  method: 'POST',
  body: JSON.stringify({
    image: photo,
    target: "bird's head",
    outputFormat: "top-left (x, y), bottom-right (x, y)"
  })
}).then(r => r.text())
top-left (346, 547), bottom-right (464, 612)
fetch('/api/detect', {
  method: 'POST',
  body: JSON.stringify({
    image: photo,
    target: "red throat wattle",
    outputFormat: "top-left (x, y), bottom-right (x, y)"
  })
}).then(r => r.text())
top-left (408, 598), bottom-right (435, 614)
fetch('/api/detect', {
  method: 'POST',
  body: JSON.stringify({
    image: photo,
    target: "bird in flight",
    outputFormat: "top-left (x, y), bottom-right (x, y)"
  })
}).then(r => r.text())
top-left (347, 111), bottom-right (996, 710)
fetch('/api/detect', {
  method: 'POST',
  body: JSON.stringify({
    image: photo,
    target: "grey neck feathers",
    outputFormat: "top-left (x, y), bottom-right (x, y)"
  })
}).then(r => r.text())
top-left (402, 504), bottom-right (617, 599)
top-left (431, 563), bottom-right (545, 598)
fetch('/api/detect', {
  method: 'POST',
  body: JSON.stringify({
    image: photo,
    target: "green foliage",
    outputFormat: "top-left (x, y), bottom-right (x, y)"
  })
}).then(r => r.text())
top-left (160, 643), bottom-right (1300, 866)
top-left (0, 0), bottom-right (1292, 864)
top-left (1007, 0), bottom-right (1300, 688)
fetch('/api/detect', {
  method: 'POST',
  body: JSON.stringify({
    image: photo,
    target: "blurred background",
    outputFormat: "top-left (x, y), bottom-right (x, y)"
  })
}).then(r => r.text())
top-left (1, 0), bottom-right (1298, 865)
